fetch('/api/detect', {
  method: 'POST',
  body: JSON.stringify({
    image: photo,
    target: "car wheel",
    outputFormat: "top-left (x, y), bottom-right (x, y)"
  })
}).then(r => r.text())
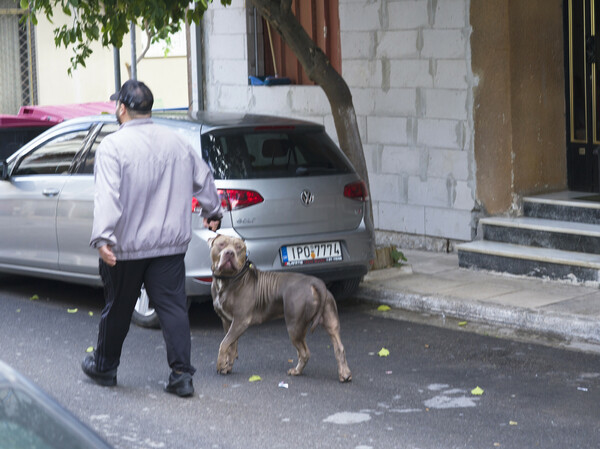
top-left (132, 286), bottom-right (160, 329)
top-left (329, 277), bottom-right (362, 300)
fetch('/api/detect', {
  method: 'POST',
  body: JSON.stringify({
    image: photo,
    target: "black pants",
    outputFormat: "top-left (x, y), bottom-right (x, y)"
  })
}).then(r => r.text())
top-left (94, 253), bottom-right (195, 375)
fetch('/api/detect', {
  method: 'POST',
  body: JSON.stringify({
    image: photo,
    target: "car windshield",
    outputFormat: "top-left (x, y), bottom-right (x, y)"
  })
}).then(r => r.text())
top-left (201, 128), bottom-right (352, 180)
top-left (0, 386), bottom-right (98, 449)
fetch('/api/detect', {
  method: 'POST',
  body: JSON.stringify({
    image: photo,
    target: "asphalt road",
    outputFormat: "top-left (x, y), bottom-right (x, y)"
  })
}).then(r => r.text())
top-left (0, 274), bottom-right (599, 449)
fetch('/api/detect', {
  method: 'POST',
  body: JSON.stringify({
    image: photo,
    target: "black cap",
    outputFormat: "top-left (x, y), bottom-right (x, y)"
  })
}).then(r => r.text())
top-left (110, 79), bottom-right (154, 112)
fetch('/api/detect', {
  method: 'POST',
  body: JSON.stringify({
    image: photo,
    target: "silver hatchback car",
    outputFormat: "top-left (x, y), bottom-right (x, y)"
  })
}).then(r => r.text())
top-left (0, 111), bottom-right (373, 327)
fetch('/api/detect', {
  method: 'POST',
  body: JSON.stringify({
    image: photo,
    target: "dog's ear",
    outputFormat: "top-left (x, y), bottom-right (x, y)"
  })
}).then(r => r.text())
top-left (207, 234), bottom-right (222, 248)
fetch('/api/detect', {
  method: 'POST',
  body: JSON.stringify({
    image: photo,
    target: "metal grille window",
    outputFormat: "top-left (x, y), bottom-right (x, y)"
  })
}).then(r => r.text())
top-left (0, 1), bottom-right (37, 114)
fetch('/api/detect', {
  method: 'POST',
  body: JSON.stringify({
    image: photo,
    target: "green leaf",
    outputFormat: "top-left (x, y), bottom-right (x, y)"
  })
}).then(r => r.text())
top-left (89, 24), bottom-right (99, 40)
top-left (20, 0), bottom-right (28, 9)
top-left (391, 248), bottom-right (407, 266)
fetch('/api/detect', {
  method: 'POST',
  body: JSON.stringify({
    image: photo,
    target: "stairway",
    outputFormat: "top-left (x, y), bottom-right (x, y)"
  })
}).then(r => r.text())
top-left (457, 192), bottom-right (600, 283)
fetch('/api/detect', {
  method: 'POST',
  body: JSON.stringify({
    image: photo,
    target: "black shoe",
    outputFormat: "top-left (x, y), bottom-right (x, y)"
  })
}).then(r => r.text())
top-left (81, 355), bottom-right (117, 387)
top-left (165, 371), bottom-right (194, 397)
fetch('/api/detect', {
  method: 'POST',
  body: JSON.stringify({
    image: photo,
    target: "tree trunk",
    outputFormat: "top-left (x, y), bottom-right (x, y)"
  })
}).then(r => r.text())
top-left (249, 0), bottom-right (375, 254)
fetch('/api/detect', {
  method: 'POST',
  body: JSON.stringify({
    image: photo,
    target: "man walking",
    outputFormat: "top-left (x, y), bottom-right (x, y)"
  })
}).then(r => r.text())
top-left (82, 80), bottom-right (222, 397)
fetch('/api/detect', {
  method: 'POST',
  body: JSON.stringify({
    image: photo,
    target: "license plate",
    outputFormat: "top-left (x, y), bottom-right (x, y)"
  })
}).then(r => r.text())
top-left (280, 241), bottom-right (343, 266)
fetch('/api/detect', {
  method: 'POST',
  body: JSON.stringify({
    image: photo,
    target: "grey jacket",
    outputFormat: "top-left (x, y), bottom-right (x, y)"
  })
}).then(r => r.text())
top-left (89, 118), bottom-right (222, 260)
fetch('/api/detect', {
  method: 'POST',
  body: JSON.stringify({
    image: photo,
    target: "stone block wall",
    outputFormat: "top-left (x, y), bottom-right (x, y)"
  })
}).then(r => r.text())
top-left (203, 0), bottom-right (476, 248)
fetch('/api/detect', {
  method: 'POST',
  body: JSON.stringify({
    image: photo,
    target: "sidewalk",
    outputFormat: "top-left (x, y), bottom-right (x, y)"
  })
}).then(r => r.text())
top-left (356, 249), bottom-right (600, 349)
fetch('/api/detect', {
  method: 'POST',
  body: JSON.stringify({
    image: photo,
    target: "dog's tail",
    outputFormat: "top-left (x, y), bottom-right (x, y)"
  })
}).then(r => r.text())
top-left (309, 281), bottom-right (331, 333)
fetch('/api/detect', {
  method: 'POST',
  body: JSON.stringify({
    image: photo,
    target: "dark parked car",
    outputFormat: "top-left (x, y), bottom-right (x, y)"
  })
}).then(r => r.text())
top-left (0, 111), bottom-right (374, 327)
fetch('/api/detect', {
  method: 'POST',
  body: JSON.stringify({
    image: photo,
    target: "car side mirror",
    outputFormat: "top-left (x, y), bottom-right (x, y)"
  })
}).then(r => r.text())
top-left (1, 160), bottom-right (8, 180)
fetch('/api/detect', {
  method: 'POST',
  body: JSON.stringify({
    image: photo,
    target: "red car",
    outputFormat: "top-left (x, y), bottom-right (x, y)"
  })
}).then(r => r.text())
top-left (0, 102), bottom-right (114, 159)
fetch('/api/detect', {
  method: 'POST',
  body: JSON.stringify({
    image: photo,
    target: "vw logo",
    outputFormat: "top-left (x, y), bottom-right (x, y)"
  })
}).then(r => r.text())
top-left (300, 189), bottom-right (314, 206)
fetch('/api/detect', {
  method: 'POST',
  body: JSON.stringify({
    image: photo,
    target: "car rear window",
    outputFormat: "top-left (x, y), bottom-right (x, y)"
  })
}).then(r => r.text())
top-left (201, 129), bottom-right (352, 179)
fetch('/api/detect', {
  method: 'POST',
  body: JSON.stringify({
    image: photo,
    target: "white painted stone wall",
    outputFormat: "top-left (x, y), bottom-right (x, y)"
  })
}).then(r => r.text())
top-left (203, 0), bottom-right (476, 246)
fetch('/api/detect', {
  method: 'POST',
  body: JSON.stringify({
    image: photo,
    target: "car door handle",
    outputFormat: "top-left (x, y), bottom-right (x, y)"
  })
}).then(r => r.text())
top-left (42, 188), bottom-right (60, 197)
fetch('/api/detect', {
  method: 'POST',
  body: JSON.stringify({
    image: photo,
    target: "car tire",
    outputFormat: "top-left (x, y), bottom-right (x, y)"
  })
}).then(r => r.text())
top-left (329, 277), bottom-right (362, 300)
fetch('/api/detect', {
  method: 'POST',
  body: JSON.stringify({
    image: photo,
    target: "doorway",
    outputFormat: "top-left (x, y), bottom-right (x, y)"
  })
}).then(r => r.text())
top-left (565, 0), bottom-right (600, 192)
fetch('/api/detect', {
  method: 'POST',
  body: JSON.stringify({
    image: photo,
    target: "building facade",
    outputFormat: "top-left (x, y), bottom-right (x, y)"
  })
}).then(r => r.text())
top-left (200, 0), bottom-right (568, 252)
top-left (3, 0), bottom-right (579, 253)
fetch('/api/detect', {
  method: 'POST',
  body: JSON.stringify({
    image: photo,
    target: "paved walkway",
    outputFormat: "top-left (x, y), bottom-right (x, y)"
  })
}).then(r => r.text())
top-left (356, 249), bottom-right (600, 349)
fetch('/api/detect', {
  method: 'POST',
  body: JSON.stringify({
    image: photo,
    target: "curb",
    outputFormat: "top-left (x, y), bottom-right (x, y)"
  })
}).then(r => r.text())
top-left (356, 285), bottom-right (600, 346)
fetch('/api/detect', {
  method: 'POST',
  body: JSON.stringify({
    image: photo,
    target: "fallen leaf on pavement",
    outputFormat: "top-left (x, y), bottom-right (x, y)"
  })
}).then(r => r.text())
top-left (67, 308), bottom-right (78, 314)
top-left (509, 421), bottom-right (518, 426)
top-left (249, 375), bottom-right (262, 382)
top-left (30, 295), bottom-right (39, 301)
top-left (86, 346), bottom-right (94, 353)
top-left (458, 321), bottom-right (468, 327)
top-left (377, 305), bottom-right (391, 312)
top-left (471, 386), bottom-right (484, 396)
top-left (378, 348), bottom-right (390, 357)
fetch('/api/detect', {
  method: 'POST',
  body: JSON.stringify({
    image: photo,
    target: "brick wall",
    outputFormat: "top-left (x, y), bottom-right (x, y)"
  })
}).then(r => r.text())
top-left (203, 0), bottom-right (476, 247)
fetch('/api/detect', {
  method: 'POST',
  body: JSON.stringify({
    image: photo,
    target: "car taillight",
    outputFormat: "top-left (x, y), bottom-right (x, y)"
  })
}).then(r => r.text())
top-left (194, 276), bottom-right (213, 284)
top-left (344, 181), bottom-right (369, 202)
top-left (218, 189), bottom-right (264, 211)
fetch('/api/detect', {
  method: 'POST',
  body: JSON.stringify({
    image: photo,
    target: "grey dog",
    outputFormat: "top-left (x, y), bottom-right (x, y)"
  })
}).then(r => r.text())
top-left (209, 234), bottom-right (352, 382)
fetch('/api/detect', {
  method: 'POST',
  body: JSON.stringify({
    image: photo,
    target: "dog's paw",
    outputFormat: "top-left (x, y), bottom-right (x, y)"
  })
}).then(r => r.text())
top-left (339, 370), bottom-right (352, 383)
top-left (216, 358), bottom-right (232, 374)
top-left (217, 361), bottom-right (233, 374)
top-left (287, 368), bottom-right (302, 376)
top-left (338, 366), bottom-right (352, 382)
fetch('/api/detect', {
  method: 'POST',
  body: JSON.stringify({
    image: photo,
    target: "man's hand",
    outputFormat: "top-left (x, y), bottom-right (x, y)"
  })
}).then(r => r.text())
top-left (98, 245), bottom-right (117, 267)
top-left (203, 216), bottom-right (222, 232)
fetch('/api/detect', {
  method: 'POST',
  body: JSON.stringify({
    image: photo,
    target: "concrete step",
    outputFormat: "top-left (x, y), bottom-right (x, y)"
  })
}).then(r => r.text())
top-left (457, 240), bottom-right (600, 283)
top-left (481, 216), bottom-right (600, 254)
top-left (524, 194), bottom-right (600, 224)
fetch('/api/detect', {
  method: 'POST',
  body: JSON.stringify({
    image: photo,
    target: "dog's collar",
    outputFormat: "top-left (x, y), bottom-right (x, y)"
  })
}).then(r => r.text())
top-left (213, 259), bottom-right (252, 282)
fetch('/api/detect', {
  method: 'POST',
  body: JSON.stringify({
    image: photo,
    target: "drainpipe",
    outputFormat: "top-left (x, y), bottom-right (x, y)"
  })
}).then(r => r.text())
top-left (130, 21), bottom-right (137, 80)
top-left (113, 47), bottom-right (121, 91)
top-left (189, 21), bottom-right (204, 113)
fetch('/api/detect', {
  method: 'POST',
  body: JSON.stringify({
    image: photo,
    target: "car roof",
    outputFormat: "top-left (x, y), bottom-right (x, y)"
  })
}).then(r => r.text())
top-left (62, 110), bottom-right (325, 132)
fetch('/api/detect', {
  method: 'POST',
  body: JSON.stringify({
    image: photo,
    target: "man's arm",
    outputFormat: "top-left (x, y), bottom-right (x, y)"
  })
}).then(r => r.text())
top-left (90, 143), bottom-right (122, 253)
top-left (191, 150), bottom-right (223, 231)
